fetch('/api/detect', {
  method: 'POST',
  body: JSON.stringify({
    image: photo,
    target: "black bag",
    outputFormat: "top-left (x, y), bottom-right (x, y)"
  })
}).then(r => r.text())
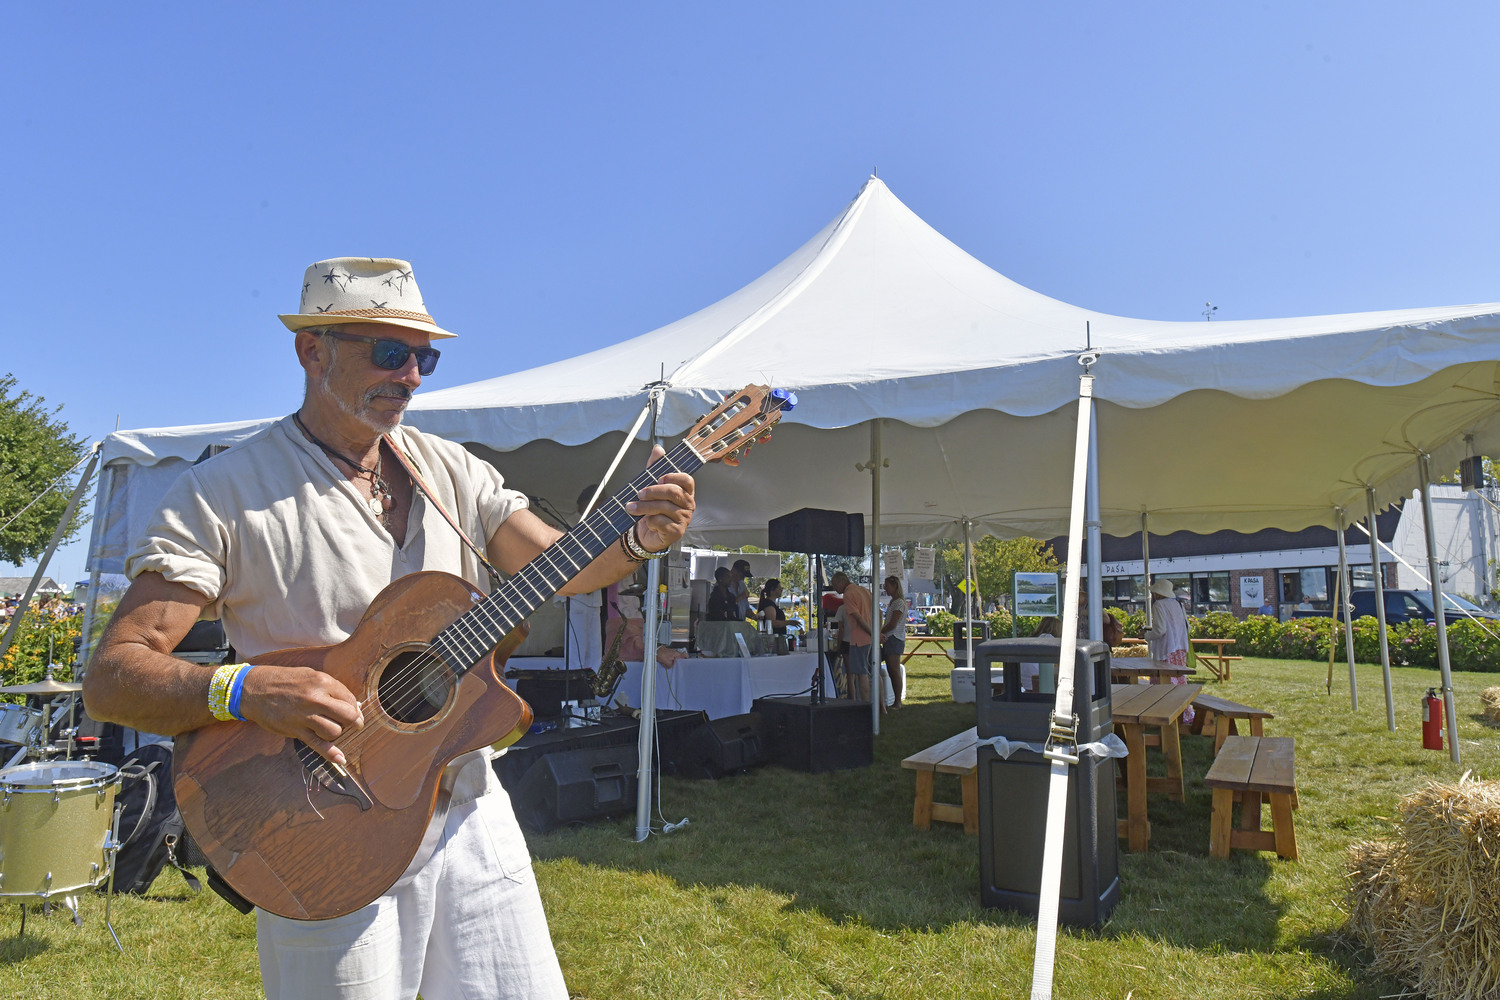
top-left (105, 743), bottom-right (200, 896)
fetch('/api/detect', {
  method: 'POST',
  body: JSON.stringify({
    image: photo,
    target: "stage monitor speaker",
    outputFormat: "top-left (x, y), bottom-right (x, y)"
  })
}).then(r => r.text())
top-left (681, 712), bottom-right (767, 779)
top-left (752, 696), bottom-right (872, 773)
top-left (768, 508), bottom-right (865, 557)
top-left (512, 744), bottom-right (638, 832)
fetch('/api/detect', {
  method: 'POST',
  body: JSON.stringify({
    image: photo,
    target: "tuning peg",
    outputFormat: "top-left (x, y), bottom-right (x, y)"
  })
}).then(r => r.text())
top-left (722, 452), bottom-right (741, 467)
top-left (757, 429), bottom-right (774, 444)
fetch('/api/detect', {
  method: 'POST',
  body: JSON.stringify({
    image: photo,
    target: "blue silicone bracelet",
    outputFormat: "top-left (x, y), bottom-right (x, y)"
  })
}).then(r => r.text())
top-left (226, 663), bottom-right (253, 722)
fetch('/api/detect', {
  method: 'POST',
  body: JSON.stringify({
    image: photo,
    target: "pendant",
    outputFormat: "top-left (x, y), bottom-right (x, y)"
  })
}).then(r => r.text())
top-left (369, 496), bottom-right (384, 516)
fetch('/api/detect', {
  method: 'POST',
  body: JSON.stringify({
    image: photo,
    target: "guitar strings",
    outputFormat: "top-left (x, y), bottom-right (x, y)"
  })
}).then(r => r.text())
top-left (317, 447), bottom-right (698, 762)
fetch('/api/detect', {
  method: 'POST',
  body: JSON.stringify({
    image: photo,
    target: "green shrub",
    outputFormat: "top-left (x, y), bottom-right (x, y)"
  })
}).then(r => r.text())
top-left (1169, 611), bottom-right (1500, 673)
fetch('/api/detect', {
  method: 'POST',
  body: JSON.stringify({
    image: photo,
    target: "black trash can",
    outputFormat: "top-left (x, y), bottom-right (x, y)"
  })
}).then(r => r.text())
top-left (973, 637), bottom-right (1120, 928)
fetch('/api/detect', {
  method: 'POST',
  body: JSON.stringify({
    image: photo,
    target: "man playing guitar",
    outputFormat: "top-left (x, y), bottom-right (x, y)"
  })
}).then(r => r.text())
top-left (83, 257), bottom-right (697, 1000)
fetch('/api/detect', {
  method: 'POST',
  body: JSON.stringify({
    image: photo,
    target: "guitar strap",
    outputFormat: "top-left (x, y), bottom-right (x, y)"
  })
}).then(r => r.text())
top-left (382, 435), bottom-right (504, 590)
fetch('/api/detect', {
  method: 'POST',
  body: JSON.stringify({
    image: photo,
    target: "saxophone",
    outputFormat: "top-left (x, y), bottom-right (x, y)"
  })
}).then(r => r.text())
top-left (592, 602), bottom-right (629, 700)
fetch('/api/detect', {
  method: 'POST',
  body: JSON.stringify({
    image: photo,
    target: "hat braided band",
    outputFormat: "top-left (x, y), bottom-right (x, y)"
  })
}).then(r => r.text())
top-left (314, 307), bottom-right (436, 324)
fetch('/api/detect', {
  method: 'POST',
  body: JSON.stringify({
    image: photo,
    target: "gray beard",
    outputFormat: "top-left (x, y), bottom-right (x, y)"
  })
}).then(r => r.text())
top-left (318, 369), bottom-right (410, 434)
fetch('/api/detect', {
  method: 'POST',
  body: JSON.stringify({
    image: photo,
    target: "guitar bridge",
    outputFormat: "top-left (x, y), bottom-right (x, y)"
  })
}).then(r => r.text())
top-left (293, 741), bottom-right (374, 812)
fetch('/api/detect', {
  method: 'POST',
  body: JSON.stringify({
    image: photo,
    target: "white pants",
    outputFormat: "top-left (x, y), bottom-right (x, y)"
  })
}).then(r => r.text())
top-left (256, 784), bottom-right (567, 1000)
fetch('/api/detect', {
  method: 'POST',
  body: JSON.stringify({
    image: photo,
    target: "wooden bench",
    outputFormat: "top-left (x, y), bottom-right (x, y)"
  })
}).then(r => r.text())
top-left (900, 727), bottom-right (980, 834)
top-left (1190, 638), bottom-right (1242, 681)
top-left (1190, 693), bottom-right (1274, 752)
top-left (1204, 735), bottom-right (1298, 860)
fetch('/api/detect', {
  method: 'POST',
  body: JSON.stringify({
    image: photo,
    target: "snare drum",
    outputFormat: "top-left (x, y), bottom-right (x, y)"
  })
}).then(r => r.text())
top-left (0, 761), bottom-right (120, 898)
top-left (0, 704), bottom-right (44, 746)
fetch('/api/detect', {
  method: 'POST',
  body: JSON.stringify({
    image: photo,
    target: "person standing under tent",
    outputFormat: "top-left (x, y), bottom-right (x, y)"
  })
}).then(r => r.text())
top-left (729, 558), bottom-right (753, 621)
top-left (706, 567), bottom-right (738, 622)
top-left (831, 571), bottom-right (874, 703)
top-left (757, 578), bottom-right (787, 635)
top-left (878, 575), bottom-right (908, 709)
top-left (1146, 578), bottom-right (1194, 718)
top-left (82, 256), bottom-right (697, 1000)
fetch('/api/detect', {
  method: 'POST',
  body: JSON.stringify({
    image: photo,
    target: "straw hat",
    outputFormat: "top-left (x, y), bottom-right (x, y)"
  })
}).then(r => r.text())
top-left (279, 257), bottom-right (455, 339)
top-left (1149, 578), bottom-right (1176, 599)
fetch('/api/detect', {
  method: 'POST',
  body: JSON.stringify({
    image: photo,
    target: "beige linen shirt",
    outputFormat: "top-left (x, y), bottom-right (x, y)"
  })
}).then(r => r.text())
top-left (126, 416), bottom-right (527, 657)
top-left (126, 417), bottom-right (529, 807)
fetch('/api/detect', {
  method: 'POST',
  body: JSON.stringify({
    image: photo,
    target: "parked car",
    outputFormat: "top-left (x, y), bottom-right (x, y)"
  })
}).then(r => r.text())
top-left (1291, 590), bottom-right (1500, 626)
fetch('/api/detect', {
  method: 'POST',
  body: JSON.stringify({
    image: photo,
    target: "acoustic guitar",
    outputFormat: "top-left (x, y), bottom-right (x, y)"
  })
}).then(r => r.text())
top-left (173, 384), bottom-right (795, 919)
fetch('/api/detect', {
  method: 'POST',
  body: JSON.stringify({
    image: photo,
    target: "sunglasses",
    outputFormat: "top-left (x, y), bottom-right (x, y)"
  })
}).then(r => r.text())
top-left (315, 329), bottom-right (440, 376)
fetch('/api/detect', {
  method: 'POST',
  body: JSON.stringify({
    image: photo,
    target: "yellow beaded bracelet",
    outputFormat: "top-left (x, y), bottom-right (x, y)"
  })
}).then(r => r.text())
top-left (208, 662), bottom-right (245, 722)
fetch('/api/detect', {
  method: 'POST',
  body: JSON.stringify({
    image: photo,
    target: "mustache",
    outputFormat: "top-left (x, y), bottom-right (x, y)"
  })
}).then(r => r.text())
top-left (366, 384), bottom-right (414, 404)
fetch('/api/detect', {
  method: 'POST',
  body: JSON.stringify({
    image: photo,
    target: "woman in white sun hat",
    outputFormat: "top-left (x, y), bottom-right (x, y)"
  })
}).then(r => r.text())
top-left (1146, 578), bottom-right (1190, 669)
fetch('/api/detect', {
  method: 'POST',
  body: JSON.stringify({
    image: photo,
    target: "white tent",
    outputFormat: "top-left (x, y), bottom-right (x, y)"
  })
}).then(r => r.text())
top-left (89, 177), bottom-right (1500, 564)
top-left (402, 177), bottom-right (1500, 545)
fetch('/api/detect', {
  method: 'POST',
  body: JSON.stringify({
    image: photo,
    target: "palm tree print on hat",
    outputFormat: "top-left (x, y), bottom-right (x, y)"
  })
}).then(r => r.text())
top-left (381, 270), bottom-right (415, 295)
top-left (322, 268), bottom-right (350, 291)
top-left (370, 300), bottom-right (388, 309)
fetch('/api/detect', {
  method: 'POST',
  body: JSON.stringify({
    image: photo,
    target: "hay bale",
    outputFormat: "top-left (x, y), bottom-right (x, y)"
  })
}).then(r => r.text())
top-left (1346, 778), bottom-right (1500, 1000)
top-left (1110, 645), bottom-right (1148, 658)
top-left (1480, 686), bottom-right (1500, 723)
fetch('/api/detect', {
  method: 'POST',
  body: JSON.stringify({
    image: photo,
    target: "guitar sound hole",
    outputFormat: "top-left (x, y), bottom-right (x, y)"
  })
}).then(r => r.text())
top-left (377, 648), bottom-right (456, 725)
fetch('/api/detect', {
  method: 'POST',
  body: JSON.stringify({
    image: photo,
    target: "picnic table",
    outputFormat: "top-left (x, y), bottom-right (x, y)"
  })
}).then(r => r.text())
top-left (902, 634), bottom-right (953, 664)
top-left (1110, 659), bottom-right (1196, 684)
top-left (1111, 682), bottom-right (1202, 852)
top-left (1190, 638), bottom-right (1240, 681)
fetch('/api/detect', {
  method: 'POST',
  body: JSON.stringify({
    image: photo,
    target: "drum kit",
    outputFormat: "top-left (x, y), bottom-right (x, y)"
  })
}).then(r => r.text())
top-left (0, 659), bottom-right (124, 950)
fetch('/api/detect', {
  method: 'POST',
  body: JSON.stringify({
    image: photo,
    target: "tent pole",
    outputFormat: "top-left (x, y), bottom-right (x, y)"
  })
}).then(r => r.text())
top-left (1366, 487), bottom-right (1396, 732)
top-left (1030, 358), bottom-right (1097, 1000)
top-left (1336, 509), bottom-right (1358, 711)
top-left (963, 519), bottom-right (974, 677)
top-left (1141, 513), bottom-right (1151, 630)
top-left (870, 419), bottom-right (882, 735)
top-left (1416, 453), bottom-right (1461, 764)
top-left (0, 445), bottom-right (99, 663)
top-left (633, 391), bottom-right (667, 843)
top-left (77, 459), bottom-right (119, 678)
top-left (1086, 414), bottom-right (1103, 641)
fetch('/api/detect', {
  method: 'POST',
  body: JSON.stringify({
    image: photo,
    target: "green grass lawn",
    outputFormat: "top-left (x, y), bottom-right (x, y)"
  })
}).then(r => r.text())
top-left (2, 650), bottom-right (1496, 999)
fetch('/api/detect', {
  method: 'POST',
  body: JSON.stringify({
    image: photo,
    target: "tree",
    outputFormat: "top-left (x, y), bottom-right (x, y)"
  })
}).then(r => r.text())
top-left (0, 375), bottom-right (89, 565)
top-left (937, 535), bottom-right (1060, 607)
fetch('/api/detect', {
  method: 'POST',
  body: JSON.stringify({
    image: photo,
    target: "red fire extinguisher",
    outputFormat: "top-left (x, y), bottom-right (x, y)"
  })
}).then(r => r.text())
top-left (1422, 688), bottom-right (1444, 751)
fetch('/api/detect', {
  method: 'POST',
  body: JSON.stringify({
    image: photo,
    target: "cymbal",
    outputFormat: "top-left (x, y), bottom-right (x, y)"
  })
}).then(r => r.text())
top-left (0, 678), bottom-right (82, 694)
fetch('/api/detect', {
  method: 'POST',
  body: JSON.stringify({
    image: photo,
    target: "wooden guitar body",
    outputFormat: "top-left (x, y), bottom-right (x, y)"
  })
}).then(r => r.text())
top-left (173, 571), bottom-right (532, 920)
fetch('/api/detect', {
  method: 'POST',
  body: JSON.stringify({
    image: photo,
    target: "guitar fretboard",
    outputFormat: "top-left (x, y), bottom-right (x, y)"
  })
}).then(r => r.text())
top-left (430, 440), bottom-right (701, 674)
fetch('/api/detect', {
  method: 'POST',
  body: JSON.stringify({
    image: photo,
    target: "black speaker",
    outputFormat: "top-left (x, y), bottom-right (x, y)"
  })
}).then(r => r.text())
top-left (680, 712), bottom-right (768, 779)
top-left (768, 508), bottom-right (866, 557)
top-left (752, 696), bottom-right (872, 772)
top-left (513, 669), bottom-right (597, 720)
top-left (511, 744), bottom-right (638, 832)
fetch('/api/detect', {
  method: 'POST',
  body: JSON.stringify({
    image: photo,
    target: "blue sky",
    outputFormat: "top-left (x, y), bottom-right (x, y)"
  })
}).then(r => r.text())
top-left (6, 2), bottom-right (1500, 584)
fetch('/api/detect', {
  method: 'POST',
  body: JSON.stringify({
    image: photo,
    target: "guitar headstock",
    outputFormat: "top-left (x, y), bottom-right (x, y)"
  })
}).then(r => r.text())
top-left (682, 384), bottom-right (797, 467)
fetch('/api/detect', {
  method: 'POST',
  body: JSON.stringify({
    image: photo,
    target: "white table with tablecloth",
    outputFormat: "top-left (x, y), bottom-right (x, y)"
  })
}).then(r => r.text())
top-left (505, 652), bottom-right (832, 719)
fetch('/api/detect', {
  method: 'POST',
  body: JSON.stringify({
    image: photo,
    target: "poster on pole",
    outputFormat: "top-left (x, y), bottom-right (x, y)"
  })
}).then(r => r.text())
top-left (882, 549), bottom-right (904, 583)
top-left (913, 547), bottom-right (936, 581)
top-left (1239, 575), bottom-right (1263, 609)
top-left (1013, 572), bottom-right (1060, 617)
